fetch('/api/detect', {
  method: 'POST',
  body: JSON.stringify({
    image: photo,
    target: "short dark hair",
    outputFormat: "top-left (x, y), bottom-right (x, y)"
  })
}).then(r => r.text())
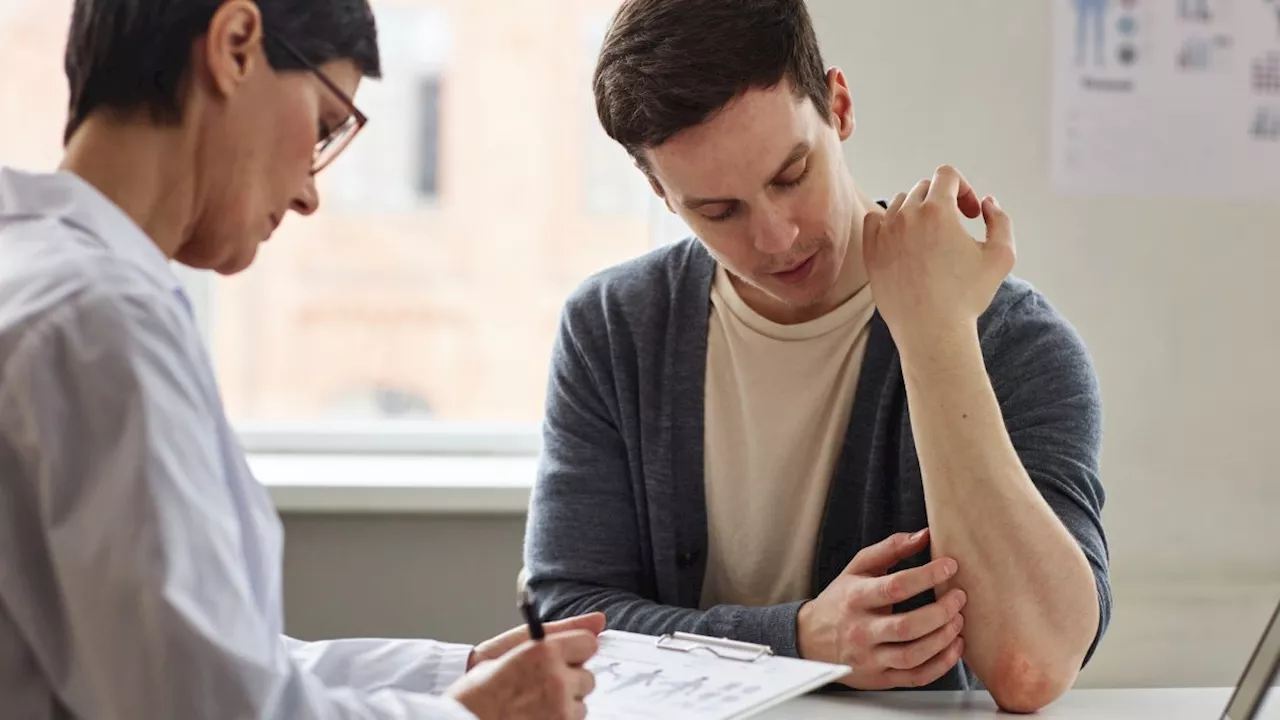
top-left (593, 0), bottom-right (830, 167)
top-left (63, 0), bottom-right (382, 143)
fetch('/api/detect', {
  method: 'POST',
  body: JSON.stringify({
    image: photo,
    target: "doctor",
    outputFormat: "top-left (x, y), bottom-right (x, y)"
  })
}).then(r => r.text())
top-left (0, 1), bottom-right (601, 719)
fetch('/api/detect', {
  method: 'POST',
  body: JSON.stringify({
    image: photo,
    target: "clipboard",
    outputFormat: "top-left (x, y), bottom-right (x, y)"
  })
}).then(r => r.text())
top-left (654, 631), bottom-right (775, 662)
top-left (584, 629), bottom-right (850, 720)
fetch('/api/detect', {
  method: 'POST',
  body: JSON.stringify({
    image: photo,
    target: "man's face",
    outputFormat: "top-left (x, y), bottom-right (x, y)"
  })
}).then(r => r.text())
top-left (176, 5), bottom-right (363, 275)
top-left (644, 72), bottom-right (856, 319)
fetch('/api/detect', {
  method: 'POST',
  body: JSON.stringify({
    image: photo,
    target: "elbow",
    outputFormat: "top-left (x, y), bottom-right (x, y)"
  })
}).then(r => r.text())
top-left (983, 651), bottom-right (1079, 714)
top-left (987, 675), bottom-right (1072, 714)
top-left (981, 577), bottom-right (1101, 712)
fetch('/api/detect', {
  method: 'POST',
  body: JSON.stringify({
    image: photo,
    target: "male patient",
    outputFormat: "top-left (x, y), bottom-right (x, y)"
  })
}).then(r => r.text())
top-left (523, 0), bottom-right (1110, 712)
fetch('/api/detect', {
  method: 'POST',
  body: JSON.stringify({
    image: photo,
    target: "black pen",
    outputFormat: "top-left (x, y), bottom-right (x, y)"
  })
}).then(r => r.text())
top-left (518, 586), bottom-right (545, 641)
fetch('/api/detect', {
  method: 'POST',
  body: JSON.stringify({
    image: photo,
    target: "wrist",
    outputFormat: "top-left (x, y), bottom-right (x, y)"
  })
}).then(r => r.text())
top-left (895, 320), bottom-right (982, 380)
top-left (795, 600), bottom-right (825, 661)
top-left (795, 601), bottom-right (811, 659)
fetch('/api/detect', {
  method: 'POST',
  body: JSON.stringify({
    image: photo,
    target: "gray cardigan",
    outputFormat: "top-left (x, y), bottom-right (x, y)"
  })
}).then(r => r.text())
top-left (523, 238), bottom-right (1111, 690)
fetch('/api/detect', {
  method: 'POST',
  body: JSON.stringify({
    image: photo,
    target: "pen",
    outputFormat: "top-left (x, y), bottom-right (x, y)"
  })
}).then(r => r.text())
top-left (518, 585), bottom-right (545, 641)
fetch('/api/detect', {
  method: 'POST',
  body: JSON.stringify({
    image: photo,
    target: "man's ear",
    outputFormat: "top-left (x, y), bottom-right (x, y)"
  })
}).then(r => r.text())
top-left (826, 67), bottom-right (855, 141)
top-left (204, 0), bottom-right (267, 99)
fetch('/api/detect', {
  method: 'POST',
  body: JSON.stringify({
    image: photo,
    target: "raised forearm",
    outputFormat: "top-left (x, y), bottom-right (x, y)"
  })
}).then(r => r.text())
top-left (900, 328), bottom-right (1098, 712)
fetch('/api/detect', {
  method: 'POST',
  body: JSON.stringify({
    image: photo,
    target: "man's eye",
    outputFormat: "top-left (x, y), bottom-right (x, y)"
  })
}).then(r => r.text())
top-left (704, 205), bottom-right (737, 222)
top-left (775, 162), bottom-right (810, 188)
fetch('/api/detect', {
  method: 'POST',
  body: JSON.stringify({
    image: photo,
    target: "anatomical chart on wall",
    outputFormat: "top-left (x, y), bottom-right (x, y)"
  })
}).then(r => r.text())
top-left (1051, 0), bottom-right (1280, 199)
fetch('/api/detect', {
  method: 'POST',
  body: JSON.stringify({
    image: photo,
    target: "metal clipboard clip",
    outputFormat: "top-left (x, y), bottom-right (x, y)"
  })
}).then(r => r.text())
top-left (654, 632), bottom-right (774, 663)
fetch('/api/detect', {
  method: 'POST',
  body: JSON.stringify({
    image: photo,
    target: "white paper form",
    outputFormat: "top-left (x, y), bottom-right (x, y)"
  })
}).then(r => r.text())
top-left (584, 630), bottom-right (850, 720)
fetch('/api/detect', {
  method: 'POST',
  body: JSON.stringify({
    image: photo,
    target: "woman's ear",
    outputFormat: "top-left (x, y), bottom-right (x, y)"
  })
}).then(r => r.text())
top-left (203, 0), bottom-right (267, 99)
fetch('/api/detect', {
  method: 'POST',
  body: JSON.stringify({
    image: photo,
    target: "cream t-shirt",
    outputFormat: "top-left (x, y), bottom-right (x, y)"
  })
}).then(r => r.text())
top-left (700, 263), bottom-right (877, 609)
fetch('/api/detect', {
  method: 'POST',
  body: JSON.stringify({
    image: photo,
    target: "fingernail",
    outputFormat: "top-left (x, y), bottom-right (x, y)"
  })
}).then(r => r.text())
top-left (991, 195), bottom-right (1001, 209)
top-left (955, 590), bottom-right (967, 608)
top-left (942, 558), bottom-right (958, 576)
top-left (911, 529), bottom-right (927, 542)
top-left (951, 615), bottom-right (964, 631)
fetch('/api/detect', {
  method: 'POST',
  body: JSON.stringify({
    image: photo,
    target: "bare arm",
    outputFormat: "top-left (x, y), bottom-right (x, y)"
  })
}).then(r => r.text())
top-left (902, 324), bottom-right (1101, 712)
top-left (863, 166), bottom-right (1107, 712)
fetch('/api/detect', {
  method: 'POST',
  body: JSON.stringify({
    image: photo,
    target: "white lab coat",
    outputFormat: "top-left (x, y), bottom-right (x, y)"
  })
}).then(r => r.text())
top-left (0, 167), bottom-right (477, 720)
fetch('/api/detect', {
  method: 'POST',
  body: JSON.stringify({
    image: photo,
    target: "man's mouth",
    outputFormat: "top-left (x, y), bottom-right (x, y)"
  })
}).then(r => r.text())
top-left (770, 251), bottom-right (818, 285)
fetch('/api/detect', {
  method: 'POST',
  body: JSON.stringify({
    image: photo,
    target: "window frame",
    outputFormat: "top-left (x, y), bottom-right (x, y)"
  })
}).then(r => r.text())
top-left (237, 420), bottom-right (542, 457)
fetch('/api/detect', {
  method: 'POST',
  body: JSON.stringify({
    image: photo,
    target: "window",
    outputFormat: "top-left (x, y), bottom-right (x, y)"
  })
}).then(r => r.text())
top-left (0, 0), bottom-right (690, 454)
top-left (326, 5), bottom-right (450, 213)
top-left (328, 384), bottom-right (436, 420)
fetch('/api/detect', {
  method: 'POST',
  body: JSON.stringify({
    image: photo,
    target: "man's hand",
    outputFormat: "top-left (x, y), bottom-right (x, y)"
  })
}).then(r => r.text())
top-left (861, 164), bottom-right (1015, 356)
top-left (468, 612), bottom-right (607, 670)
top-left (448, 631), bottom-right (599, 720)
top-left (796, 529), bottom-right (968, 689)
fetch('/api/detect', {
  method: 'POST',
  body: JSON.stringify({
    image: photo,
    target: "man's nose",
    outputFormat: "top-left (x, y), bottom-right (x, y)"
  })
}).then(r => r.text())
top-left (751, 202), bottom-right (799, 255)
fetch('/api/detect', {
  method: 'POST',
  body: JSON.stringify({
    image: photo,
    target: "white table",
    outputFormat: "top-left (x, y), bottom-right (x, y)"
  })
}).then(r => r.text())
top-left (757, 688), bottom-right (1279, 718)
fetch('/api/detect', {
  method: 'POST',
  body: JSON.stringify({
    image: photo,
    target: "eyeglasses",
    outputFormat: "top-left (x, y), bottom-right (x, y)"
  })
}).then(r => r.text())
top-left (267, 33), bottom-right (369, 175)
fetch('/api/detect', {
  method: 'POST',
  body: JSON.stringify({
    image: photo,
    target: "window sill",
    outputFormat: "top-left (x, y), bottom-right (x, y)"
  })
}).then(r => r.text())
top-left (251, 453), bottom-right (536, 515)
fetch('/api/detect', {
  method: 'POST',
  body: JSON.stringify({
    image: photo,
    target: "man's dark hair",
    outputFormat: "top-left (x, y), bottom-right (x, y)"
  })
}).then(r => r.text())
top-left (593, 0), bottom-right (830, 169)
top-left (63, 0), bottom-right (382, 143)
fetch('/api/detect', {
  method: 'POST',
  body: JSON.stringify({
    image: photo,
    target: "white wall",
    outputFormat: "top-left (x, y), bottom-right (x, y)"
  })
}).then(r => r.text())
top-left (282, 515), bottom-right (528, 645)
top-left (280, 0), bottom-right (1280, 691)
